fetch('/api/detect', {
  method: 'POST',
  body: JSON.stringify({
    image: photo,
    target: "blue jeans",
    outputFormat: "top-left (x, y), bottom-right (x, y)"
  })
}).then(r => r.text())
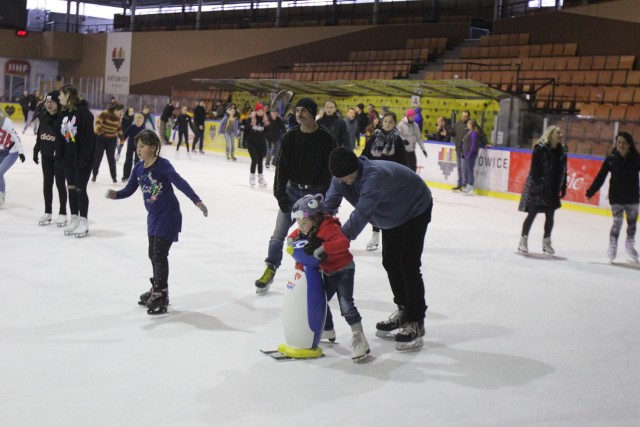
top-left (463, 153), bottom-right (477, 186)
top-left (265, 182), bottom-right (325, 269)
top-left (223, 133), bottom-right (235, 156)
top-left (456, 149), bottom-right (464, 186)
top-left (0, 151), bottom-right (19, 192)
top-left (323, 265), bottom-right (361, 329)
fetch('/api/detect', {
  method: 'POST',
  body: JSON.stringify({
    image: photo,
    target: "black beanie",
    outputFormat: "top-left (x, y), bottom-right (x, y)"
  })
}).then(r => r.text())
top-left (295, 97), bottom-right (318, 117)
top-left (329, 147), bottom-right (360, 178)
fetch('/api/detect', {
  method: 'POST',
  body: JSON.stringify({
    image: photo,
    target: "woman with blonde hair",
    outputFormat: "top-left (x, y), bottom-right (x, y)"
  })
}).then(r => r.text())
top-left (517, 125), bottom-right (568, 255)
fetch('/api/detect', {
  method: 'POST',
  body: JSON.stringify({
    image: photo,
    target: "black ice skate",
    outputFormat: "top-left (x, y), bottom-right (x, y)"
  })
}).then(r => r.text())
top-left (255, 265), bottom-right (276, 295)
top-left (375, 309), bottom-right (406, 338)
top-left (138, 278), bottom-right (155, 306)
top-left (146, 290), bottom-right (169, 315)
top-left (395, 322), bottom-right (425, 351)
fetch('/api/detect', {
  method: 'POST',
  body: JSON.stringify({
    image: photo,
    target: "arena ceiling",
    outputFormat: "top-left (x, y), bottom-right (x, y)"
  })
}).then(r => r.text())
top-left (191, 78), bottom-right (509, 101)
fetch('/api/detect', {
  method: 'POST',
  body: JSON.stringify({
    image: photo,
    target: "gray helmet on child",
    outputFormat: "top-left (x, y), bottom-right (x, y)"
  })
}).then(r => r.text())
top-left (291, 193), bottom-right (325, 220)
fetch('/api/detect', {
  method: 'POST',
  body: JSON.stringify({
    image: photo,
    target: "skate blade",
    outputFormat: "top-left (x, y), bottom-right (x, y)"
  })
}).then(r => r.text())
top-left (395, 337), bottom-right (424, 352)
top-left (255, 283), bottom-right (271, 296)
top-left (375, 330), bottom-right (397, 339)
top-left (147, 308), bottom-right (168, 315)
top-left (56, 222), bottom-right (67, 228)
top-left (352, 350), bottom-right (371, 363)
top-left (74, 231), bottom-right (89, 238)
top-left (366, 245), bottom-right (379, 251)
top-left (38, 221), bottom-right (51, 226)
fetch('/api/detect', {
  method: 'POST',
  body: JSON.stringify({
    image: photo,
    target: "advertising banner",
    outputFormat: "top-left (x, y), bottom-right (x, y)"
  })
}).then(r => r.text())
top-left (474, 148), bottom-right (511, 192)
top-left (105, 32), bottom-right (132, 95)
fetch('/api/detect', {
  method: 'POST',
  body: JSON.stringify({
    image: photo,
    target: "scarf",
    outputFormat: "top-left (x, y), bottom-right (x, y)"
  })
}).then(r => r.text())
top-left (370, 128), bottom-right (399, 157)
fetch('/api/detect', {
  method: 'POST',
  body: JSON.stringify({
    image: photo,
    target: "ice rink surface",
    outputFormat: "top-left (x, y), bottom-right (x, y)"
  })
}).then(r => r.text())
top-left (1, 132), bottom-right (639, 426)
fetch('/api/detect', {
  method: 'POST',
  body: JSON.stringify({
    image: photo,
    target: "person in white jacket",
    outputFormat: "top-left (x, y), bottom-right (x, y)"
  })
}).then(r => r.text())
top-left (0, 110), bottom-right (25, 208)
top-left (395, 109), bottom-right (427, 172)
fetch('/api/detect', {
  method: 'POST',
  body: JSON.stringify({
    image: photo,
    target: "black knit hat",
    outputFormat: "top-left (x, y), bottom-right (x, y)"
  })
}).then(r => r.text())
top-left (357, 103), bottom-right (365, 110)
top-left (329, 147), bottom-right (360, 178)
top-left (295, 97), bottom-right (318, 117)
top-left (44, 90), bottom-right (61, 109)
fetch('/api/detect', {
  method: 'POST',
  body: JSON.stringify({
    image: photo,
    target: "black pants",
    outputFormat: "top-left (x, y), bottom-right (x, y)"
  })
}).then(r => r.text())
top-left (192, 127), bottom-right (204, 152)
top-left (122, 143), bottom-right (139, 180)
top-left (248, 143), bottom-right (266, 174)
top-left (148, 236), bottom-right (173, 290)
top-left (93, 135), bottom-right (117, 181)
top-left (176, 129), bottom-right (189, 151)
top-left (522, 208), bottom-right (555, 238)
top-left (42, 156), bottom-right (67, 215)
top-left (381, 202), bottom-right (432, 323)
top-left (406, 151), bottom-right (418, 172)
top-left (65, 165), bottom-right (92, 218)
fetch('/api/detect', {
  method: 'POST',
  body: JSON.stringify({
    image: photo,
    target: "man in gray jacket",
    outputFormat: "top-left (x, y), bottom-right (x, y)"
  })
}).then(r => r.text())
top-left (396, 109), bottom-right (426, 172)
top-left (451, 110), bottom-right (470, 191)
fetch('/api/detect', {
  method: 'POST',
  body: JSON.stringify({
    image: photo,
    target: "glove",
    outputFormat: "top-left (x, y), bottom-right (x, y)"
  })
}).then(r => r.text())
top-left (19, 154), bottom-right (25, 163)
top-left (33, 153), bottom-right (39, 165)
top-left (422, 149), bottom-right (428, 158)
top-left (312, 245), bottom-right (327, 261)
top-left (105, 189), bottom-right (117, 199)
top-left (196, 202), bottom-right (208, 217)
top-left (303, 237), bottom-right (323, 255)
top-left (277, 195), bottom-right (292, 214)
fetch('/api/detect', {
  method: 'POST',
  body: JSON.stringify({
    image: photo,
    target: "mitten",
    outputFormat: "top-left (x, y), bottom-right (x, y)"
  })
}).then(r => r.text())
top-left (19, 154), bottom-right (25, 163)
top-left (197, 202), bottom-right (208, 217)
top-left (303, 237), bottom-right (323, 255)
top-left (312, 245), bottom-right (327, 260)
top-left (105, 189), bottom-right (117, 199)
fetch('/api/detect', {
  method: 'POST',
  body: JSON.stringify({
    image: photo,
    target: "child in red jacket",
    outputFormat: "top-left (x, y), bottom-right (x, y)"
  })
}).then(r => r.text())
top-left (289, 193), bottom-right (370, 361)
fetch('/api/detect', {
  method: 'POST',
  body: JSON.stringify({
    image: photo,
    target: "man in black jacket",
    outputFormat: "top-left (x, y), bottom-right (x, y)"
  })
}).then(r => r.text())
top-left (159, 99), bottom-right (175, 145)
top-left (192, 99), bottom-right (206, 153)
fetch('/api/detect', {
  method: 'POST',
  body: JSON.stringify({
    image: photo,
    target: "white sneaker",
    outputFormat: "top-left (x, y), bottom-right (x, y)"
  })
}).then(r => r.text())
top-left (350, 330), bottom-right (371, 361)
top-left (56, 214), bottom-right (68, 227)
top-left (366, 231), bottom-right (380, 251)
top-left (74, 217), bottom-right (89, 238)
top-left (249, 174), bottom-right (256, 187)
top-left (258, 174), bottom-right (267, 187)
top-left (542, 237), bottom-right (555, 256)
top-left (518, 235), bottom-right (528, 253)
top-left (38, 213), bottom-right (52, 225)
top-left (626, 238), bottom-right (639, 263)
top-left (63, 214), bottom-right (79, 235)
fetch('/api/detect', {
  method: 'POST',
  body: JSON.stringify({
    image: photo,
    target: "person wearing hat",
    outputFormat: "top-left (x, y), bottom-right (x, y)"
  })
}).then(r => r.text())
top-left (324, 147), bottom-right (433, 351)
top-left (396, 108), bottom-right (427, 173)
top-left (243, 102), bottom-right (270, 187)
top-left (254, 97), bottom-right (337, 295)
top-left (34, 90), bottom-right (67, 227)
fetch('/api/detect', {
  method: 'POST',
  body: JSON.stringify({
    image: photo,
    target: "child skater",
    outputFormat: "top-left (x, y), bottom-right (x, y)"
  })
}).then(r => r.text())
top-left (173, 106), bottom-right (193, 158)
top-left (121, 113), bottom-right (145, 182)
top-left (0, 109), bottom-right (25, 208)
top-left (288, 193), bottom-right (370, 361)
top-left (105, 130), bottom-right (208, 315)
top-left (586, 131), bottom-right (640, 262)
top-left (34, 90), bottom-right (67, 226)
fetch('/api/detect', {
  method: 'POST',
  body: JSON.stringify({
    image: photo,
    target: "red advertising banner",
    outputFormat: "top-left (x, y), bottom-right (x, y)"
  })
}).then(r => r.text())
top-left (5, 60), bottom-right (30, 76)
top-left (507, 151), bottom-right (602, 206)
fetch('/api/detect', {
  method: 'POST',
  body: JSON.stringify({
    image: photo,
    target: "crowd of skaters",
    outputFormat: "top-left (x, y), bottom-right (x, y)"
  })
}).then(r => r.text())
top-left (1, 88), bottom-right (639, 358)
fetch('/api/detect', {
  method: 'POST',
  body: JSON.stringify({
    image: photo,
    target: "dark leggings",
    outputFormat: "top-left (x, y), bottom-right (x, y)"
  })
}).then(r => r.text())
top-left (148, 236), bottom-right (173, 290)
top-left (122, 143), bottom-right (139, 180)
top-left (176, 129), bottom-right (189, 151)
top-left (248, 144), bottom-right (265, 174)
top-left (42, 157), bottom-right (67, 215)
top-left (93, 135), bottom-right (118, 181)
top-left (65, 165), bottom-right (92, 218)
top-left (522, 208), bottom-right (555, 238)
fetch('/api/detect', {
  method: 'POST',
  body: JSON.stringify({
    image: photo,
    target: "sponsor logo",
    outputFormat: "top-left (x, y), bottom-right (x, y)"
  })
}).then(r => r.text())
top-left (477, 154), bottom-right (509, 169)
top-left (40, 132), bottom-right (56, 142)
top-left (286, 281), bottom-right (295, 290)
top-left (112, 47), bottom-right (125, 71)
top-left (294, 272), bottom-right (302, 281)
top-left (4, 105), bottom-right (16, 117)
top-left (437, 147), bottom-right (456, 179)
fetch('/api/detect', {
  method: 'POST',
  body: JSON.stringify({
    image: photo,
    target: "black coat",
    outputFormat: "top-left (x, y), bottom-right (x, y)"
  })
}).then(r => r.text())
top-left (586, 150), bottom-right (640, 205)
top-left (518, 142), bottom-right (568, 213)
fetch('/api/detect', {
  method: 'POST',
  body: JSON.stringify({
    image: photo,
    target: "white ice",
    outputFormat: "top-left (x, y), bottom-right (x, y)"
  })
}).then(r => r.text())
top-left (1, 131), bottom-right (639, 427)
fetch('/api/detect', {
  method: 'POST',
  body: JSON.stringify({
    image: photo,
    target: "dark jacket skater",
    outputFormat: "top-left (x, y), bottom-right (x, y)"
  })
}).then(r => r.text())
top-left (519, 140), bottom-right (568, 213)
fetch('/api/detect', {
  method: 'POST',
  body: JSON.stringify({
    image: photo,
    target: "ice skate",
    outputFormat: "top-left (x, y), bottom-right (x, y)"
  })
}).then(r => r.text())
top-left (187, 151), bottom-right (192, 160)
top-left (175, 150), bottom-right (179, 159)
top-left (321, 329), bottom-right (336, 342)
top-left (199, 150), bottom-right (204, 154)
top-left (608, 237), bottom-right (617, 262)
top-left (63, 215), bottom-right (79, 235)
top-left (451, 185), bottom-right (463, 192)
top-left (73, 217), bottom-right (89, 238)
top-left (351, 330), bottom-right (371, 362)
top-left (395, 321), bottom-right (425, 351)
top-left (255, 265), bottom-right (276, 295)
top-left (226, 153), bottom-right (230, 160)
top-left (518, 235), bottom-right (528, 254)
top-left (258, 174), bottom-right (267, 188)
top-left (463, 185), bottom-right (474, 195)
top-left (375, 309), bottom-right (406, 338)
top-left (56, 214), bottom-right (67, 227)
top-left (626, 238), bottom-right (639, 263)
top-left (231, 155), bottom-right (237, 161)
top-left (366, 231), bottom-right (380, 251)
top-left (249, 174), bottom-right (256, 187)
top-left (146, 290), bottom-right (169, 315)
top-left (38, 213), bottom-right (52, 226)
top-left (542, 237), bottom-right (555, 256)
top-left (138, 278), bottom-right (169, 306)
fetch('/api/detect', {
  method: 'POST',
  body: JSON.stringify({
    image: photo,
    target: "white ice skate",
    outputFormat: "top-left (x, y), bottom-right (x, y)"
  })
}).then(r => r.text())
top-left (73, 217), bottom-right (89, 238)
top-left (187, 151), bottom-right (192, 160)
top-left (258, 174), bottom-right (267, 188)
top-left (321, 329), bottom-right (336, 342)
top-left (463, 185), bottom-right (474, 195)
top-left (249, 174), bottom-right (256, 187)
top-left (56, 214), bottom-right (67, 227)
top-left (518, 235), bottom-right (528, 253)
top-left (38, 213), bottom-right (52, 226)
top-left (366, 231), bottom-right (380, 251)
top-left (63, 215), bottom-right (79, 235)
top-left (351, 330), bottom-right (371, 362)
top-left (626, 239), bottom-right (639, 263)
top-left (542, 237), bottom-right (555, 256)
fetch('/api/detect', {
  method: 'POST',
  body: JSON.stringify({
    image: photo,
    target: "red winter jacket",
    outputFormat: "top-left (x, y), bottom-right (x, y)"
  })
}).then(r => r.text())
top-left (289, 215), bottom-right (353, 274)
